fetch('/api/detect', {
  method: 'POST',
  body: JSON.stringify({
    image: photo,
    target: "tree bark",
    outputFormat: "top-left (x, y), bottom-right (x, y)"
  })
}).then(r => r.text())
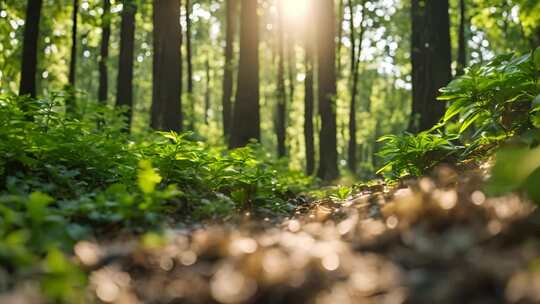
top-left (98, 0), bottom-right (111, 103)
top-left (19, 0), bottom-right (43, 98)
top-left (336, 0), bottom-right (344, 77)
top-left (316, 0), bottom-right (339, 181)
top-left (185, 0), bottom-right (194, 130)
top-left (229, 0), bottom-right (260, 148)
top-left (65, 0), bottom-right (79, 114)
top-left (456, 0), bottom-right (467, 76)
top-left (275, 0), bottom-right (287, 158)
top-left (204, 57), bottom-right (211, 124)
top-left (116, 2), bottom-right (136, 132)
top-left (304, 5), bottom-right (315, 176)
top-left (68, 0), bottom-right (79, 87)
top-left (151, 0), bottom-right (183, 132)
top-left (409, 0), bottom-right (451, 132)
top-left (222, 0), bottom-right (237, 139)
top-left (347, 0), bottom-right (366, 174)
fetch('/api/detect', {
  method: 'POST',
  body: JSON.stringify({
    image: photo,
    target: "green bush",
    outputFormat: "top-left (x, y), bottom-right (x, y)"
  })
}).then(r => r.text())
top-left (0, 92), bottom-right (313, 300)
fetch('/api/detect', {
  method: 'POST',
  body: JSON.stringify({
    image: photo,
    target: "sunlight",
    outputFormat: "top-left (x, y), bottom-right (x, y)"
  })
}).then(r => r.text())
top-left (281, 0), bottom-right (309, 24)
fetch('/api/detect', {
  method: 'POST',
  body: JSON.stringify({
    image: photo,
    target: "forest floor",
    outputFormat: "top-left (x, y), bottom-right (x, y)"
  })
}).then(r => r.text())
top-left (6, 162), bottom-right (540, 304)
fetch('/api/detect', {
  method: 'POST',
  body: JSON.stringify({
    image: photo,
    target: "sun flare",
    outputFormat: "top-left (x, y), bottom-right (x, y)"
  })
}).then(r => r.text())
top-left (281, 0), bottom-right (310, 22)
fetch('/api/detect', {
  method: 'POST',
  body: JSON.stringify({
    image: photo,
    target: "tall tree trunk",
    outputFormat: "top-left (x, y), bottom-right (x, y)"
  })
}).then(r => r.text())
top-left (98, 0), bottom-right (111, 103)
top-left (185, 0), bottom-right (194, 130)
top-left (347, 0), bottom-right (366, 174)
top-left (116, 2), bottom-right (136, 131)
top-left (19, 0), bottom-right (43, 98)
top-left (336, 0), bottom-right (344, 77)
top-left (316, 0), bottom-right (339, 181)
top-left (409, 0), bottom-right (451, 132)
top-left (222, 0), bottom-right (237, 139)
top-left (151, 0), bottom-right (183, 132)
top-left (275, 0), bottom-right (287, 158)
top-left (68, 0), bottom-right (79, 87)
top-left (229, 0), bottom-right (260, 148)
top-left (286, 35), bottom-right (296, 104)
top-left (66, 0), bottom-right (79, 113)
top-left (304, 5), bottom-right (315, 176)
top-left (456, 0), bottom-right (467, 76)
top-left (204, 57), bottom-right (211, 124)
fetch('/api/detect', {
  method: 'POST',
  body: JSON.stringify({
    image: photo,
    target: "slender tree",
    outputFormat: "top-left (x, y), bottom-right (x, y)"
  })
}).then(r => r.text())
top-left (275, 0), bottom-right (287, 158)
top-left (151, 0), bottom-right (183, 132)
top-left (456, 0), bottom-right (467, 76)
top-left (409, 0), bottom-right (452, 132)
top-left (204, 57), bottom-right (211, 124)
top-left (66, 0), bottom-right (79, 113)
top-left (317, 0), bottom-right (339, 181)
top-left (286, 33), bottom-right (296, 104)
top-left (185, 0), bottom-right (195, 130)
top-left (222, 0), bottom-right (237, 139)
top-left (304, 5), bottom-right (315, 175)
top-left (19, 0), bottom-right (43, 98)
top-left (347, 0), bottom-right (366, 174)
top-left (336, 0), bottom-right (344, 77)
top-left (229, 0), bottom-right (260, 148)
top-left (68, 0), bottom-right (79, 87)
top-left (116, 1), bottom-right (136, 131)
top-left (98, 0), bottom-right (111, 103)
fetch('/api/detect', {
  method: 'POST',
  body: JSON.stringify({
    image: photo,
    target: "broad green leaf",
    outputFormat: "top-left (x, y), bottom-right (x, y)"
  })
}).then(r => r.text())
top-left (137, 160), bottom-right (162, 194)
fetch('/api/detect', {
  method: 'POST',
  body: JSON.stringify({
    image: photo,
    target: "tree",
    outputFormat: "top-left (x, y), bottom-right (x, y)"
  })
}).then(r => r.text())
top-left (204, 57), bottom-right (211, 124)
top-left (151, 0), bottom-right (183, 132)
top-left (116, 1), bottom-right (136, 131)
top-left (304, 5), bottom-right (315, 176)
top-left (316, 0), bottom-right (339, 181)
top-left (347, 0), bottom-right (367, 174)
top-left (185, 0), bottom-right (194, 130)
top-left (229, 0), bottom-right (260, 148)
top-left (98, 0), bottom-right (111, 103)
top-left (19, 0), bottom-right (43, 98)
top-left (409, 0), bottom-right (452, 132)
top-left (456, 0), bottom-right (467, 76)
top-left (66, 0), bottom-right (79, 114)
top-left (275, 0), bottom-right (287, 158)
top-left (222, 0), bottom-right (237, 139)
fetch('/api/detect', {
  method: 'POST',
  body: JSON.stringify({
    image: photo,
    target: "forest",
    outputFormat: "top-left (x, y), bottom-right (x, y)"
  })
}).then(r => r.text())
top-left (1, 0), bottom-right (540, 303)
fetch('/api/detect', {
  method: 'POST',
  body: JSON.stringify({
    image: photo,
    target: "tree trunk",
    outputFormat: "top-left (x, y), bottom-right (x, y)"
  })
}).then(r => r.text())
top-left (204, 58), bottom-right (211, 124)
top-left (316, 0), bottom-right (339, 181)
top-left (275, 0), bottom-right (287, 158)
top-left (98, 0), bottom-right (111, 103)
top-left (286, 34), bottom-right (296, 104)
top-left (66, 0), bottom-right (79, 114)
top-left (19, 0), bottom-right (43, 98)
top-left (347, 0), bottom-right (366, 174)
top-left (68, 0), bottom-right (79, 87)
top-left (151, 0), bottom-right (183, 132)
top-left (409, 0), bottom-right (451, 132)
top-left (185, 0), bottom-right (194, 130)
top-left (456, 0), bottom-right (467, 76)
top-left (116, 2), bottom-right (136, 132)
top-left (304, 5), bottom-right (315, 176)
top-left (336, 0), bottom-right (344, 77)
top-left (222, 0), bottom-right (237, 139)
top-left (229, 0), bottom-right (260, 148)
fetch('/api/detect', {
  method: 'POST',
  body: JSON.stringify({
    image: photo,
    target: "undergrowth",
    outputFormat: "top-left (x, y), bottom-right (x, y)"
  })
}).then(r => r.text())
top-left (0, 92), bottom-right (313, 301)
top-left (377, 47), bottom-right (540, 204)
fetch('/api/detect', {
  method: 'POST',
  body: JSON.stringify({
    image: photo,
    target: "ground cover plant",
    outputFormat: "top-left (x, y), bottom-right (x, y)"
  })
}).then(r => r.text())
top-left (0, 93), bottom-right (313, 301)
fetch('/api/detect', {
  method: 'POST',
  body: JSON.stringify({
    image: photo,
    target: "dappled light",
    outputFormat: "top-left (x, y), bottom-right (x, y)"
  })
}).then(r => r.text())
top-left (1, 0), bottom-right (540, 302)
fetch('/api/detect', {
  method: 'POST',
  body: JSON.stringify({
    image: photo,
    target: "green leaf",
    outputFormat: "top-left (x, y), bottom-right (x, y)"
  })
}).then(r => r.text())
top-left (137, 160), bottom-right (162, 194)
top-left (27, 192), bottom-right (54, 223)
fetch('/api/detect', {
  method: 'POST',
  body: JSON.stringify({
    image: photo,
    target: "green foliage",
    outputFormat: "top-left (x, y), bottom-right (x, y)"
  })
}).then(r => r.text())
top-left (0, 93), bottom-right (313, 300)
top-left (377, 132), bottom-right (459, 178)
top-left (438, 50), bottom-right (540, 136)
top-left (378, 48), bottom-right (540, 179)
